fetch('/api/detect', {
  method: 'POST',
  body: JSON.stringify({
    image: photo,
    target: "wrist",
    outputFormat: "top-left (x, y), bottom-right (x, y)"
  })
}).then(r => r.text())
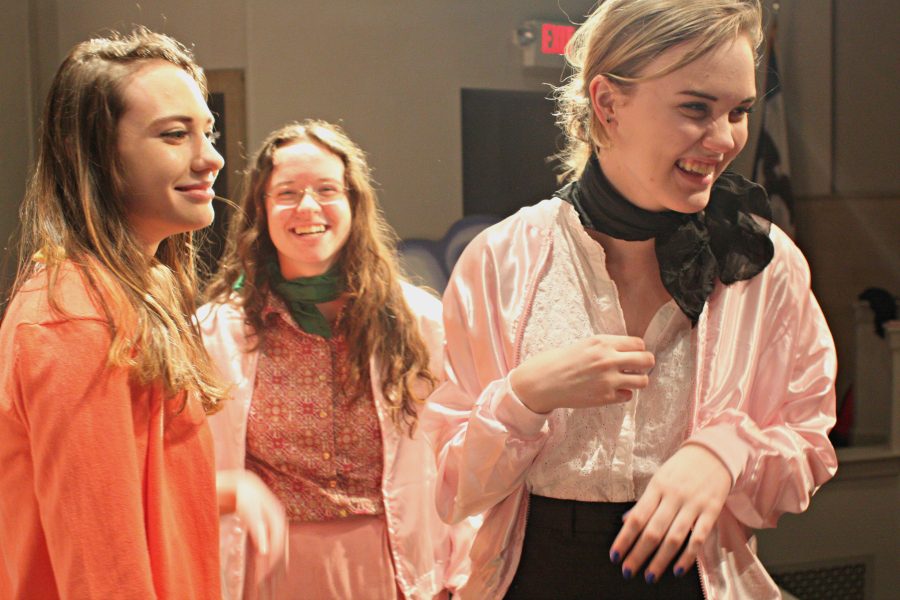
top-left (215, 470), bottom-right (239, 515)
top-left (510, 366), bottom-right (551, 414)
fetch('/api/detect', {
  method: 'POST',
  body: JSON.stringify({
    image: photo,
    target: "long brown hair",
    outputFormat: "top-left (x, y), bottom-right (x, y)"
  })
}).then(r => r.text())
top-left (204, 120), bottom-right (436, 435)
top-left (555, 0), bottom-right (763, 178)
top-left (9, 28), bottom-right (227, 413)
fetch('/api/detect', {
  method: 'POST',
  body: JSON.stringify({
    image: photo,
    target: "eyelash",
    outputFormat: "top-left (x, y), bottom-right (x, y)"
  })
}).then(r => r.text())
top-left (161, 130), bottom-right (190, 140)
top-left (161, 129), bottom-right (220, 144)
top-left (680, 104), bottom-right (754, 121)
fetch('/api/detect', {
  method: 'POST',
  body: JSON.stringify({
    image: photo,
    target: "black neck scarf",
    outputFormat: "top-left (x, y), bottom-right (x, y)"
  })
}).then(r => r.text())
top-left (266, 260), bottom-right (345, 338)
top-left (556, 155), bottom-right (774, 324)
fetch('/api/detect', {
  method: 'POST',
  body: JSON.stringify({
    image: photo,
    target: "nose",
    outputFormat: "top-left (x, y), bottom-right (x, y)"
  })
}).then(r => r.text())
top-left (193, 136), bottom-right (225, 174)
top-left (702, 115), bottom-right (739, 155)
top-left (292, 188), bottom-right (321, 213)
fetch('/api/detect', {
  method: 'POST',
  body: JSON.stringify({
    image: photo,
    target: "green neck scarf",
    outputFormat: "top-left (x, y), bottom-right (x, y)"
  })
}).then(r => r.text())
top-left (267, 260), bottom-right (345, 339)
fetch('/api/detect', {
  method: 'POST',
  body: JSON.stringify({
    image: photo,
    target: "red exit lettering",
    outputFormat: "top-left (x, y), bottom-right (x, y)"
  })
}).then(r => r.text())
top-left (541, 23), bottom-right (575, 55)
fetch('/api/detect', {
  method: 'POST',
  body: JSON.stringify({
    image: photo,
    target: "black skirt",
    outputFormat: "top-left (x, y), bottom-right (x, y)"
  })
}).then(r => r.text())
top-left (504, 495), bottom-right (704, 600)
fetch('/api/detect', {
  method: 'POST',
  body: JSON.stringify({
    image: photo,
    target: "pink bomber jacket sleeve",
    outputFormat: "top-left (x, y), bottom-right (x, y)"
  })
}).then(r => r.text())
top-left (403, 283), bottom-right (477, 593)
top-left (686, 227), bottom-right (838, 529)
top-left (419, 219), bottom-right (552, 526)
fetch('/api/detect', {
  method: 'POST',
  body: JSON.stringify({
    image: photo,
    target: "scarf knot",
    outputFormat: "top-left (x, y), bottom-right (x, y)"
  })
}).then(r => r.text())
top-left (557, 155), bottom-right (774, 324)
top-left (265, 260), bottom-right (345, 338)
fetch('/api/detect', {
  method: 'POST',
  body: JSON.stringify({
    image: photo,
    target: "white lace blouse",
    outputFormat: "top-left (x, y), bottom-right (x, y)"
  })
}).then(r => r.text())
top-left (522, 204), bottom-right (695, 502)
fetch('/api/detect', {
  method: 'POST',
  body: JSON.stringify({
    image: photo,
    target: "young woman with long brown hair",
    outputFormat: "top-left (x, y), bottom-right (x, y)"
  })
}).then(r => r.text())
top-left (200, 120), bottom-right (474, 599)
top-left (0, 29), bottom-right (283, 599)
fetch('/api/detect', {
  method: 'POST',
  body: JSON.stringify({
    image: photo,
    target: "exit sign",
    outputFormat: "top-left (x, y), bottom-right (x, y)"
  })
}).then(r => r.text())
top-left (541, 23), bottom-right (576, 55)
top-left (518, 20), bottom-right (576, 69)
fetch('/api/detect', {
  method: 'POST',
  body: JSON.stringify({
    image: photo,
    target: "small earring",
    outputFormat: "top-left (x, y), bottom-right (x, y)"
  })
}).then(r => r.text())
top-left (606, 116), bottom-right (613, 123)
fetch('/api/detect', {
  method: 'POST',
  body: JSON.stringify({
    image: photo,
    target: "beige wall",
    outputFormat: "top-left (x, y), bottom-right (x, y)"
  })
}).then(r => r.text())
top-left (244, 0), bottom-right (595, 239)
top-left (0, 0), bottom-right (32, 295)
top-left (796, 195), bottom-right (900, 400)
top-left (23, 0), bottom-right (247, 147)
top-left (52, 0), bottom-right (247, 69)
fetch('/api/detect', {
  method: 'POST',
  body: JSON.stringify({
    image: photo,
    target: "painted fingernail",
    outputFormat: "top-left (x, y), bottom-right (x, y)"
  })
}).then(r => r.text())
top-left (610, 550), bottom-right (621, 564)
top-left (623, 568), bottom-right (633, 580)
top-left (674, 566), bottom-right (685, 577)
top-left (645, 572), bottom-right (656, 584)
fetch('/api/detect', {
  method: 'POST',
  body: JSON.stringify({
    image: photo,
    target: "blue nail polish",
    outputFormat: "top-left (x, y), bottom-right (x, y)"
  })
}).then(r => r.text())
top-left (623, 568), bottom-right (633, 580)
top-left (674, 566), bottom-right (685, 577)
top-left (610, 550), bottom-right (621, 564)
top-left (645, 572), bottom-right (656, 584)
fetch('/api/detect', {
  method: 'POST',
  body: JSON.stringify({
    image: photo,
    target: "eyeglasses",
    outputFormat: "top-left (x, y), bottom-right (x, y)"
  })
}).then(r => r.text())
top-left (267, 184), bottom-right (347, 207)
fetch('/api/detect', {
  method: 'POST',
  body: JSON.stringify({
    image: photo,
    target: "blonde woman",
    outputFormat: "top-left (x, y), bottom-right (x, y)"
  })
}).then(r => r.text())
top-left (421, 1), bottom-right (837, 598)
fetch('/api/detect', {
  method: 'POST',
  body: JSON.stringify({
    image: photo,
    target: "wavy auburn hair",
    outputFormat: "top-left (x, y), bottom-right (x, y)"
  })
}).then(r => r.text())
top-left (555, 0), bottom-right (763, 179)
top-left (204, 120), bottom-right (437, 435)
top-left (9, 28), bottom-right (227, 413)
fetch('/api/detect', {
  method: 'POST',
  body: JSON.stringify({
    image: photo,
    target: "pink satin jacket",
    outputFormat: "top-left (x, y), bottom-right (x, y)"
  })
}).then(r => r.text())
top-left (419, 199), bottom-right (838, 600)
top-left (198, 282), bottom-right (477, 600)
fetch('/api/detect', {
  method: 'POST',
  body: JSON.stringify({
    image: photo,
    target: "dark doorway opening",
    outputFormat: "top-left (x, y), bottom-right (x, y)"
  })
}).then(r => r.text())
top-left (461, 88), bottom-right (563, 219)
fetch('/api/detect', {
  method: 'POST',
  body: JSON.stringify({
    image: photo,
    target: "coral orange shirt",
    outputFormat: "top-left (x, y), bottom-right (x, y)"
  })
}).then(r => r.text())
top-left (0, 265), bottom-right (220, 599)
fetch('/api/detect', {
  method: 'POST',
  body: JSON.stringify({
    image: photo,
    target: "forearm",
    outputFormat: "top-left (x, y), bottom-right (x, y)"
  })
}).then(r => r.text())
top-left (423, 377), bottom-right (549, 523)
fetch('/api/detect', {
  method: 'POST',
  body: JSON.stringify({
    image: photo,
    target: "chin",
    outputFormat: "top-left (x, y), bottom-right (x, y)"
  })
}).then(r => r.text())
top-left (671, 191), bottom-right (712, 214)
top-left (189, 205), bottom-right (216, 230)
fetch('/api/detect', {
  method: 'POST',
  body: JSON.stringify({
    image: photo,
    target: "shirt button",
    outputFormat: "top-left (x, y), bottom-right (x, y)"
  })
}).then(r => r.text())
top-left (329, 480), bottom-right (337, 488)
top-left (323, 452), bottom-right (331, 460)
top-left (339, 509), bottom-right (348, 518)
top-left (319, 410), bottom-right (328, 418)
top-left (318, 374), bottom-right (327, 382)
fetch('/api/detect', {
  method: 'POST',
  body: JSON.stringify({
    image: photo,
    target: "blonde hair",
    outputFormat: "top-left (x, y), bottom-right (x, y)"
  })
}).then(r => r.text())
top-left (555, 0), bottom-right (763, 178)
top-left (10, 28), bottom-right (227, 413)
top-left (204, 120), bottom-right (437, 435)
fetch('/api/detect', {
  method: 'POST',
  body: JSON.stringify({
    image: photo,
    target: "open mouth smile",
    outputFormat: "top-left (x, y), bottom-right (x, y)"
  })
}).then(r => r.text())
top-left (291, 225), bottom-right (327, 236)
top-left (675, 159), bottom-right (716, 177)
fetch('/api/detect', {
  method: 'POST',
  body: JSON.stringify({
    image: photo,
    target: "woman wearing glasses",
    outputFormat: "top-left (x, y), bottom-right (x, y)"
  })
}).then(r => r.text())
top-left (199, 120), bottom-right (474, 599)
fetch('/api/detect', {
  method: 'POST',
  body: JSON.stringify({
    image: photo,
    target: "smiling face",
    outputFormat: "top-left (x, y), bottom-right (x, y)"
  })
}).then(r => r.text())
top-left (592, 35), bottom-right (756, 213)
top-left (116, 60), bottom-right (223, 253)
top-left (265, 141), bottom-right (352, 279)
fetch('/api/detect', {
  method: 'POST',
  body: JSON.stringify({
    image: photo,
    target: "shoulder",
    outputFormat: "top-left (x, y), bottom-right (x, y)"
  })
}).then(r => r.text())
top-left (480, 199), bottom-right (563, 245)
top-left (709, 222), bottom-right (814, 319)
top-left (196, 297), bottom-right (250, 348)
top-left (758, 222), bottom-right (813, 292)
top-left (399, 281), bottom-right (442, 320)
top-left (399, 281), bottom-right (444, 350)
top-left (196, 297), bottom-right (245, 329)
top-left (7, 263), bottom-right (107, 327)
top-left (2, 303), bottom-right (114, 399)
top-left (454, 199), bottom-right (565, 274)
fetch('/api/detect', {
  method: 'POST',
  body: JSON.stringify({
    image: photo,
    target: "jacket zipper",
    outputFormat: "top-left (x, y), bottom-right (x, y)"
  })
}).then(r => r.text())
top-left (690, 310), bottom-right (711, 600)
top-left (698, 556), bottom-right (711, 600)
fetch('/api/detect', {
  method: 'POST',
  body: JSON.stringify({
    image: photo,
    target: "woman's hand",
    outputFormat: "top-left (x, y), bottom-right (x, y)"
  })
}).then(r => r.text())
top-left (217, 469), bottom-right (288, 581)
top-left (509, 334), bottom-right (654, 414)
top-left (609, 444), bottom-right (732, 583)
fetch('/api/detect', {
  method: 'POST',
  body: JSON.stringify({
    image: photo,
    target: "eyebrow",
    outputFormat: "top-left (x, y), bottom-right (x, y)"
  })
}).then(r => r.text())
top-left (678, 90), bottom-right (756, 104)
top-left (149, 114), bottom-right (216, 128)
top-left (269, 177), bottom-right (342, 188)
